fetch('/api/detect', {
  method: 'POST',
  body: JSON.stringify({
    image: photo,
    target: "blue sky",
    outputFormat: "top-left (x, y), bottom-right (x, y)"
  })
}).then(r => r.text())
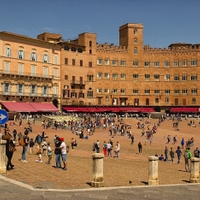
top-left (0, 0), bottom-right (200, 48)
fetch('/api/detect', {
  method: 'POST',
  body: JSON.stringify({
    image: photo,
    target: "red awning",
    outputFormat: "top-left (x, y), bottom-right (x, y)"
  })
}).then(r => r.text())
top-left (87, 107), bottom-right (98, 112)
top-left (77, 107), bottom-right (89, 112)
top-left (171, 107), bottom-right (198, 113)
top-left (29, 103), bottom-right (59, 112)
top-left (110, 107), bottom-right (120, 112)
top-left (119, 107), bottom-right (141, 112)
top-left (140, 108), bottom-right (155, 113)
top-left (1, 102), bottom-right (37, 112)
top-left (96, 107), bottom-right (108, 112)
top-left (119, 107), bottom-right (129, 112)
top-left (63, 107), bottom-right (87, 112)
top-left (127, 108), bottom-right (141, 112)
top-left (63, 107), bottom-right (77, 112)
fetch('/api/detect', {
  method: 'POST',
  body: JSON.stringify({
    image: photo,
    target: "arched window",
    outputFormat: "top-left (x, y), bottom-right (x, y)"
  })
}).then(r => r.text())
top-left (31, 52), bottom-right (37, 61)
top-left (155, 98), bottom-right (159, 103)
top-left (43, 53), bottom-right (48, 63)
top-left (71, 47), bottom-right (76, 52)
top-left (87, 75), bottom-right (93, 81)
top-left (134, 29), bottom-right (137, 35)
top-left (134, 48), bottom-right (137, 55)
top-left (5, 45), bottom-right (12, 57)
top-left (78, 48), bottom-right (82, 53)
top-left (64, 46), bottom-right (69, 50)
top-left (89, 41), bottom-right (92, 47)
top-left (87, 90), bottom-right (93, 98)
top-left (134, 38), bottom-right (137, 44)
top-left (18, 49), bottom-right (25, 59)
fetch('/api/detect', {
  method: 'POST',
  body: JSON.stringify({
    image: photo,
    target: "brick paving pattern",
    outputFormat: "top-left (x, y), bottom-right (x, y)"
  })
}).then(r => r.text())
top-left (3, 117), bottom-right (200, 189)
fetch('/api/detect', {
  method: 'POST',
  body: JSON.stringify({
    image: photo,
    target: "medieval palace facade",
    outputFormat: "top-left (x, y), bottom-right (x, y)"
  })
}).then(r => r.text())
top-left (0, 23), bottom-right (200, 112)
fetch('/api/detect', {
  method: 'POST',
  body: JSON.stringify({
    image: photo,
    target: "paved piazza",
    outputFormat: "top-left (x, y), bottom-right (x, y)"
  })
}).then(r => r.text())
top-left (2, 116), bottom-right (200, 189)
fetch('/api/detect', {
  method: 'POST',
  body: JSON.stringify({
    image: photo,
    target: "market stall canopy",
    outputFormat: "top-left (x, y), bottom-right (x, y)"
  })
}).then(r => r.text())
top-left (29, 102), bottom-right (59, 112)
top-left (1, 102), bottom-right (37, 112)
top-left (1, 102), bottom-right (58, 112)
top-left (170, 107), bottom-right (198, 113)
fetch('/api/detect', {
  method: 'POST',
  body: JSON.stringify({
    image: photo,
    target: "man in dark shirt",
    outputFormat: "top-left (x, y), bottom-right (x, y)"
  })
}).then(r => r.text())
top-left (53, 137), bottom-right (62, 168)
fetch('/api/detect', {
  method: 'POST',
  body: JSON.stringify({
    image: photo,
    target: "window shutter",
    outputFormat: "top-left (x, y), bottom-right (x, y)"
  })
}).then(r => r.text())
top-left (9, 84), bottom-right (11, 93)
top-left (23, 51), bottom-right (25, 59)
top-left (22, 85), bottom-right (24, 94)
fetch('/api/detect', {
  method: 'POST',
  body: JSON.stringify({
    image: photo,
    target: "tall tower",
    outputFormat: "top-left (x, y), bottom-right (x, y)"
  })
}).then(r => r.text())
top-left (119, 23), bottom-right (143, 56)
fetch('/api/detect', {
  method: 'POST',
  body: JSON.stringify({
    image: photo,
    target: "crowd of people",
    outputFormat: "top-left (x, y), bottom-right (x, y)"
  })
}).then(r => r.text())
top-left (1, 112), bottom-right (200, 176)
top-left (1, 119), bottom-right (69, 171)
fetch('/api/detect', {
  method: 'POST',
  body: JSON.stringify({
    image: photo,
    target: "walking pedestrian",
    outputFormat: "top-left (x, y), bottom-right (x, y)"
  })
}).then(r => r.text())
top-left (184, 147), bottom-right (192, 172)
top-left (53, 137), bottom-right (61, 168)
top-left (181, 138), bottom-right (185, 149)
top-left (138, 142), bottom-right (142, 154)
top-left (130, 134), bottom-right (134, 145)
top-left (46, 142), bottom-right (52, 165)
top-left (107, 141), bottom-right (112, 157)
top-left (114, 141), bottom-right (120, 158)
top-left (175, 146), bottom-right (182, 164)
top-left (164, 146), bottom-right (168, 161)
top-left (169, 147), bottom-right (175, 163)
top-left (21, 132), bottom-right (29, 162)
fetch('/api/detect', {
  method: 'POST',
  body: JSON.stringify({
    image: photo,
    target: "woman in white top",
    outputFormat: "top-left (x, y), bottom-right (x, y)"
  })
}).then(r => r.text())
top-left (114, 141), bottom-right (120, 158)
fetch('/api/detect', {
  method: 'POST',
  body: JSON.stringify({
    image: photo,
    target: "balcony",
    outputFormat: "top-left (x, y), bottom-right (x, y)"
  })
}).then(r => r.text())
top-left (1, 91), bottom-right (57, 98)
top-left (0, 70), bottom-right (53, 80)
top-left (70, 80), bottom-right (85, 86)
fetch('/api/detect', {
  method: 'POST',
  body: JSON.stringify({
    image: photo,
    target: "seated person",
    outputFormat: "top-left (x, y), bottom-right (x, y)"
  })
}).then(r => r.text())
top-left (36, 153), bottom-right (42, 163)
top-left (9, 121), bottom-right (16, 126)
top-left (159, 154), bottom-right (165, 161)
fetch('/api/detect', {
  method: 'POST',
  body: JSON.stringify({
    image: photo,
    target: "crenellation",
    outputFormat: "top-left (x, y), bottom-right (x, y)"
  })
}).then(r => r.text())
top-left (1, 22), bottom-right (200, 109)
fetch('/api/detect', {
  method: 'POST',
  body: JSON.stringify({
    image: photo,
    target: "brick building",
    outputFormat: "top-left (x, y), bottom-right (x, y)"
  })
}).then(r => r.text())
top-left (1, 23), bottom-right (200, 113)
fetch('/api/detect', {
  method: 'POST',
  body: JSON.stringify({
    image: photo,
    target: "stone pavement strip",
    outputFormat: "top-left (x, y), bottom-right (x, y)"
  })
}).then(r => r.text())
top-left (0, 175), bottom-right (200, 200)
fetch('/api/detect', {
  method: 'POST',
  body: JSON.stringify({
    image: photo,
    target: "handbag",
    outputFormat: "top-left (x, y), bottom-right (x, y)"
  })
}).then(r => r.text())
top-left (2, 134), bottom-right (11, 140)
top-left (9, 144), bottom-right (16, 152)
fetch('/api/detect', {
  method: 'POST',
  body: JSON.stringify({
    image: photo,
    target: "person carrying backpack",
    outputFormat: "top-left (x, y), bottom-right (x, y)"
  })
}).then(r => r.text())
top-left (35, 133), bottom-right (42, 151)
top-left (184, 147), bottom-right (192, 172)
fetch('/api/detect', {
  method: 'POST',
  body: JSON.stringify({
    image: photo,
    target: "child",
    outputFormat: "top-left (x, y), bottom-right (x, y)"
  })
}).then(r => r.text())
top-left (36, 153), bottom-right (42, 163)
top-left (29, 138), bottom-right (35, 155)
top-left (41, 139), bottom-right (48, 156)
top-left (46, 142), bottom-right (52, 165)
top-left (36, 149), bottom-right (42, 162)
